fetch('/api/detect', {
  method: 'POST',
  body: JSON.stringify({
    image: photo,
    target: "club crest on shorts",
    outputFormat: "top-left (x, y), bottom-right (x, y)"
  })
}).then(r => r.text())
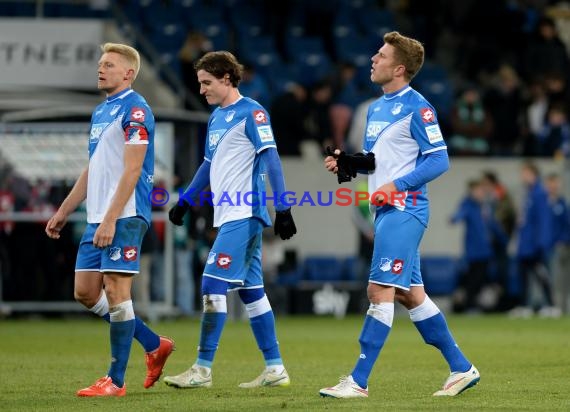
top-left (109, 247), bottom-right (121, 261)
top-left (207, 252), bottom-right (216, 265)
top-left (379, 258), bottom-right (392, 272)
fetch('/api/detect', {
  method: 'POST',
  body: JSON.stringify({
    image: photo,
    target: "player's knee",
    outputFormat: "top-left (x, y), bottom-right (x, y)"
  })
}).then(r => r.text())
top-left (73, 287), bottom-right (99, 307)
top-left (238, 287), bottom-right (265, 305)
top-left (202, 294), bottom-right (227, 313)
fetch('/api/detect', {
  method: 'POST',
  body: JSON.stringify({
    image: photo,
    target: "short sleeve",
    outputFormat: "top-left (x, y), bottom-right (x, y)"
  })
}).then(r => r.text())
top-left (122, 105), bottom-right (152, 145)
top-left (409, 103), bottom-right (447, 154)
top-left (245, 108), bottom-right (277, 153)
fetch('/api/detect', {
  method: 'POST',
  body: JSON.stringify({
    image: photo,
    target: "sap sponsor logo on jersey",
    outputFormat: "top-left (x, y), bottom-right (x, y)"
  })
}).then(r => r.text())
top-left (123, 246), bottom-right (138, 262)
top-left (130, 107), bottom-right (145, 122)
top-left (253, 110), bottom-right (267, 124)
top-left (216, 253), bottom-right (232, 269)
top-left (208, 129), bottom-right (226, 149)
top-left (366, 121), bottom-right (389, 141)
top-left (109, 247), bottom-right (121, 261)
top-left (257, 125), bottom-right (274, 142)
top-left (90, 122), bottom-right (109, 143)
top-left (420, 107), bottom-right (435, 123)
top-left (425, 124), bottom-right (444, 144)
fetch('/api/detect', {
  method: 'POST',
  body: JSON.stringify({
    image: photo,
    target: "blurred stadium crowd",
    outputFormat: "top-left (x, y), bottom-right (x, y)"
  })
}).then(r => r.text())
top-left (0, 0), bottom-right (569, 316)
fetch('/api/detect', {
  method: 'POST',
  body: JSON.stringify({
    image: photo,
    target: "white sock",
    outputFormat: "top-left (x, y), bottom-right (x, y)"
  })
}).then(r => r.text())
top-left (89, 291), bottom-right (109, 317)
top-left (266, 364), bottom-right (285, 374)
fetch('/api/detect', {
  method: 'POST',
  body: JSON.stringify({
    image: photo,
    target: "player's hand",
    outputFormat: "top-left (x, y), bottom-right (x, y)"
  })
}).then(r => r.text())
top-left (45, 212), bottom-right (67, 239)
top-left (371, 181), bottom-right (397, 206)
top-left (324, 148), bottom-right (339, 173)
top-left (93, 219), bottom-right (116, 248)
top-left (274, 208), bottom-right (297, 240)
top-left (168, 201), bottom-right (190, 226)
top-left (326, 147), bottom-right (353, 184)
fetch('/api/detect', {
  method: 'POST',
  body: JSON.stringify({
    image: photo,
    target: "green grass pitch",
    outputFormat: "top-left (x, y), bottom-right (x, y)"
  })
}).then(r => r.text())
top-left (1, 315), bottom-right (569, 411)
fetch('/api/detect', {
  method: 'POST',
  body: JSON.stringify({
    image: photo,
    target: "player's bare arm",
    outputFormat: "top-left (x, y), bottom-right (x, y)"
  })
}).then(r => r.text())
top-left (93, 144), bottom-right (147, 248)
top-left (45, 166), bottom-right (89, 239)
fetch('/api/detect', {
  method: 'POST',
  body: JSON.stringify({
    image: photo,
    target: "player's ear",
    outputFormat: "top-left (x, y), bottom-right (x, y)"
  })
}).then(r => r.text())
top-left (125, 68), bottom-right (134, 81)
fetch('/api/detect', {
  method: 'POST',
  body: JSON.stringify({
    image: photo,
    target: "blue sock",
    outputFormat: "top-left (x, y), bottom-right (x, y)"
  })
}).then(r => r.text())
top-left (92, 292), bottom-right (159, 352)
top-left (240, 289), bottom-right (282, 366)
top-left (197, 311), bottom-right (227, 367)
top-left (351, 303), bottom-right (393, 389)
top-left (410, 296), bottom-right (471, 373)
top-left (107, 300), bottom-right (135, 387)
top-left (196, 277), bottom-right (228, 367)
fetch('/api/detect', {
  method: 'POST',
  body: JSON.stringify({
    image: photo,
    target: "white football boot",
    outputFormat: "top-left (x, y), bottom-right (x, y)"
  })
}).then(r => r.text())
top-left (433, 365), bottom-right (480, 396)
top-left (319, 375), bottom-right (369, 398)
top-left (163, 365), bottom-right (212, 388)
top-left (238, 368), bottom-right (290, 388)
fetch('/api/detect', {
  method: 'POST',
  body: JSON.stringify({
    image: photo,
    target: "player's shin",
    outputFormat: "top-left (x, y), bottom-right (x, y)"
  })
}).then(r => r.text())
top-left (409, 296), bottom-right (471, 373)
top-left (351, 303), bottom-right (393, 389)
top-left (89, 291), bottom-right (160, 352)
top-left (107, 300), bottom-right (136, 387)
top-left (196, 292), bottom-right (228, 367)
top-left (241, 289), bottom-right (283, 371)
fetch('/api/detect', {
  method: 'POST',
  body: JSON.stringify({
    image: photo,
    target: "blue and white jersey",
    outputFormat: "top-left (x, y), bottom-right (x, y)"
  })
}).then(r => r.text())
top-left (205, 96), bottom-right (275, 227)
top-left (362, 86), bottom-right (447, 226)
top-left (87, 88), bottom-right (154, 225)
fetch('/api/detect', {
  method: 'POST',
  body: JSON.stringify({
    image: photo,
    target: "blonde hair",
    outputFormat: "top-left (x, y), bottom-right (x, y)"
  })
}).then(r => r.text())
top-left (383, 31), bottom-right (424, 81)
top-left (100, 42), bottom-right (141, 81)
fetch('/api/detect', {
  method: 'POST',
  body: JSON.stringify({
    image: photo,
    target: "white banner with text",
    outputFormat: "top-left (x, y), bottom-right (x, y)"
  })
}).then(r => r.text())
top-left (0, 19), bottom-right (104, 89)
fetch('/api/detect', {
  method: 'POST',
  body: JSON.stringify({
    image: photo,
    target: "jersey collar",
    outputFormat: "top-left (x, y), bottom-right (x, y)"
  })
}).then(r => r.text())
top-left (106, 88), bottom-right (134, 103)
top-left (383, 85), bottom-right (411, 100)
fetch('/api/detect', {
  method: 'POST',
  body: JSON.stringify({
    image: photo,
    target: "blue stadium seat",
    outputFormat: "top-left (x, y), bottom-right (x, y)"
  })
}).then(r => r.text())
top-left (420, 256), bottom-right (460, 295)
top-left (412, 61), bottom-right (454, 119)
top-left (341, 256), bottom-right (360, 281)
top-left (228, 4), bottom-right (265, 37)
top-left (357, 8), bottom-right (395, 37)
top-left (292, 53), bottom-right (333, 87)
top-left (149, 23), bottom-right (187, 53)
top-left (237, 35), bottom-right (276, 60)
top-left (285, 36), bottom-right (326, 61)
top-left (304, 256), bottom-right (343, 281)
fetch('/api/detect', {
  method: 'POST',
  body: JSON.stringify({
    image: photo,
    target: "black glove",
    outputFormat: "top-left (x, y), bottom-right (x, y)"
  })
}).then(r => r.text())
top-left (326, 147), bottom-right (375, 184)
top-left (326, 147), bottom-right (354, 184)
top-left (168, 201), bottom-right (190, 226)
top-left (274, 208), bottom-right (297, 240)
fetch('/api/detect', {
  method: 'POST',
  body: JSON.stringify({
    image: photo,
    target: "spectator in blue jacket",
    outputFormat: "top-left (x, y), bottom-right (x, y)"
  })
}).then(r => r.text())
top-left (450, 180), bottom-right (507, 312)
top-left (512, 162), bottom-right (555, 316)
top-left (545, 173), bottom-right (570, 316)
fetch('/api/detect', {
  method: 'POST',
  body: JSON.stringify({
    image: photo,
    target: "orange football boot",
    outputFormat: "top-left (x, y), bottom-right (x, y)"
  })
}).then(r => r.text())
top-left (76, 376), bottom-right (126, 397)
top-left (144, 336), bottom-right (175, 388)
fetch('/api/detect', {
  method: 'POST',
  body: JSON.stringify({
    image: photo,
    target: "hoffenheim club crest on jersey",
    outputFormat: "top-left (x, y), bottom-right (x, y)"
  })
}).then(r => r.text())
top-left (391, 103), bottom-right (403, 115)
top-left (225, 110), bottom-right (236, 122)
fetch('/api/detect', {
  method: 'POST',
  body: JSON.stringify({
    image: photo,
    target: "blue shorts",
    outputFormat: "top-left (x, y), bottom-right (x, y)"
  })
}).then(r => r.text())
top-left (369, 208), bottom-right (425, 290)
top-left (75, 217), bottom-right (148, 274)
top-left (203, 217), bottom-right (264, 289)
